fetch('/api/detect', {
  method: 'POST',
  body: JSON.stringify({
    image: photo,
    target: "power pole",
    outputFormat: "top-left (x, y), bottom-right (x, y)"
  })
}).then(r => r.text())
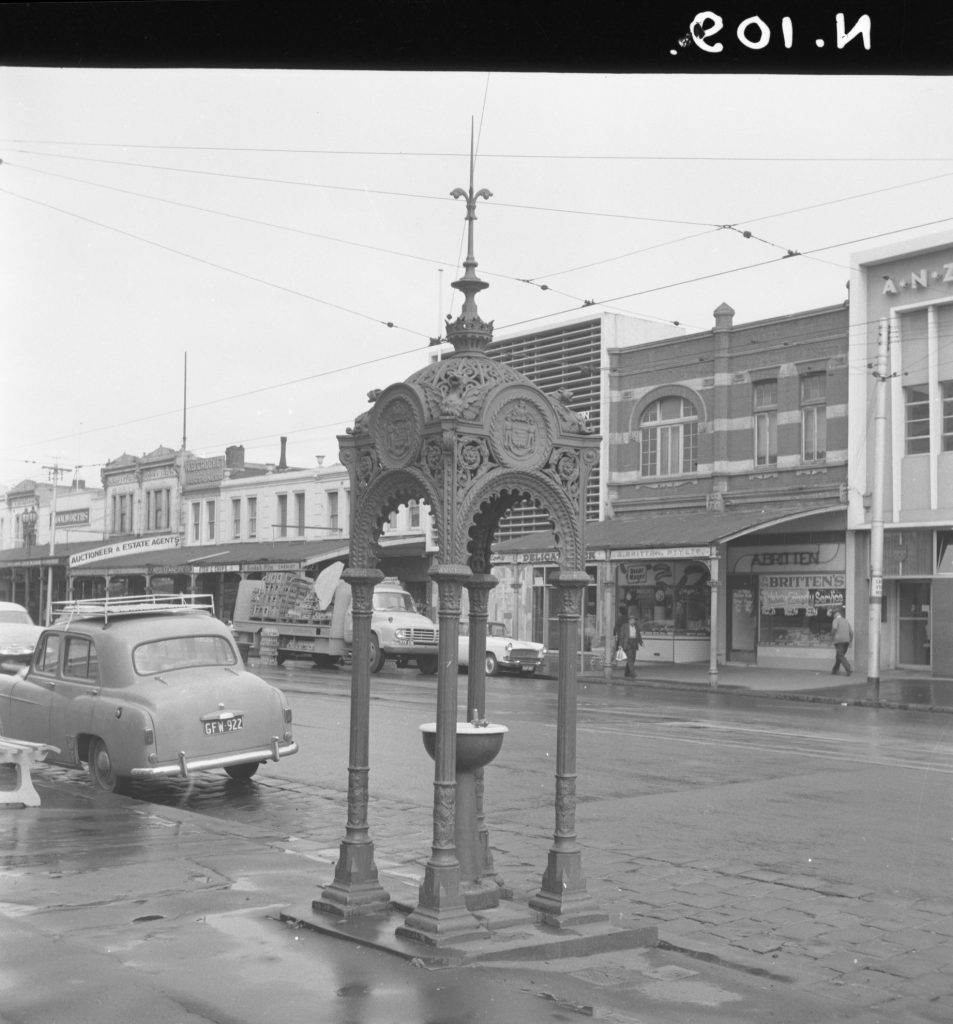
top-left (42, 460), bottom-right (72, 626)
top-left (867, 320), bottom-right (889, 701)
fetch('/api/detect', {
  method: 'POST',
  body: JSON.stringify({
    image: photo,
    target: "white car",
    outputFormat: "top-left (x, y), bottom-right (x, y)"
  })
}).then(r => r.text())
top-left (458, 621), bottom-right (546, 676)
top-left (0, 601), bottom-right (43, 672)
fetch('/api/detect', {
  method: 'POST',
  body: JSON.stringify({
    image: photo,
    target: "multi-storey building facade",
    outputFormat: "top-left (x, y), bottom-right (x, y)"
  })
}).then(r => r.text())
top-left (0, 476), bottom-right (106, 623)
top-left (849, 229), bottom-right (953, 678)
top-left (492, 302), bottom-right (850, 672)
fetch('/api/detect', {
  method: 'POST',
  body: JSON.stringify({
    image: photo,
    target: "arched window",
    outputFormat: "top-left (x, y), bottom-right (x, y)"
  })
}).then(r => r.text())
top-left (640, 396), bottom-right (698, 477)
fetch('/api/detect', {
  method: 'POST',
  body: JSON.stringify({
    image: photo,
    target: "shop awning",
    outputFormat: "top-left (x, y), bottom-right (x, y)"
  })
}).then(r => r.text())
top-left (494, 504), bottom-right (847, 558)
top-left (66, 537), bottom-right (351, 575)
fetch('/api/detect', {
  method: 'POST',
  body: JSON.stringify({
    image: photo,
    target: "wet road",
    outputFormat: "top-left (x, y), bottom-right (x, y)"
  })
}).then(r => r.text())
top-left (18, 662), bottom-right (953, 1022)
top-left (47, 659), bottom-right (953, 910)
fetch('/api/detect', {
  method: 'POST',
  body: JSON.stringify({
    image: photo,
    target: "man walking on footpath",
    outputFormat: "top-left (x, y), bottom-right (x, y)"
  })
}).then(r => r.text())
top-left (614, 605), bottom-right (643, 679)
top-left (831, 607), bottom-right (853, 676)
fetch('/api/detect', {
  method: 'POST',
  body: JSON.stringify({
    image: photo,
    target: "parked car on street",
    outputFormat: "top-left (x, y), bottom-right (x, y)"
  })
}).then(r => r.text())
top-left (0, 594), bottom-right (297, 792)
top-left (0, 601), bottom-right (43, 672)
top-left (457, 621), bottom-right (546, 676)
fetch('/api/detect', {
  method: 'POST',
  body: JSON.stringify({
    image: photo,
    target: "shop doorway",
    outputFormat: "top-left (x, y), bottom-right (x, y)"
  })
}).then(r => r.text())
top-left (531, 566), bottom-right (560, 651)
top-left (728, 575), bottom-right (758, 664)
top-left (897, 579), bottom-right (931, 668)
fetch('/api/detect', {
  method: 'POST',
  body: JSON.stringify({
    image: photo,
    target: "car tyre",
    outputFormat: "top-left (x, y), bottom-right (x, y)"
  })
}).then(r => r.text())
top-left (417, 655), bottom-right (438, 675)
top-left (370, 634), bottom-right (386, 674)
top-left (87, 737), bottom-right (129, 794)
top-left (225, 761), bottom-right (260, 781)
top-left (485, 652), bottom-right (498, 677)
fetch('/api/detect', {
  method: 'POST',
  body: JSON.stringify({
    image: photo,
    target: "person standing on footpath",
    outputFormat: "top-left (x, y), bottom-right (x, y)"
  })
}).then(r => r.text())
top-left (831, 607), bottom-right (853, 676)
top-left (613, 605), bottom-right (643, 678)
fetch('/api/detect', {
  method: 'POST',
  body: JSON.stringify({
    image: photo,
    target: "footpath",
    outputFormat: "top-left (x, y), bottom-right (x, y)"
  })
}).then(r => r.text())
top-left (579, 659), bottom-right (953, 712)
top-left (2, 665), bottom-right (952, 1023)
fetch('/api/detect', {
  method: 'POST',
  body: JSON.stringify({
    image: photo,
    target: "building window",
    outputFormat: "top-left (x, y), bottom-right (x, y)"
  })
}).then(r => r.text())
top-left (295, 492), bottom-right (305, 538)
top-left (232, 499), bottom-right (241, 540)
top-left (247, 497), bottom-right (257, 539)
top-left (905, 385), bottom-right (930, 455)
top-left (191, 502), bottom-right (201, 542)
top-left (206, 500), bottom-right (216, 542)
top-left (753, 380), bottom-right (778, 466)
top-left (943, 382), bottom-right (953, 452)
top-left (639, 396), bottom-right (698, 477)
top-left (409, 499), bottom-right (420, 529)
top-left (277, 494), bottom-right (288, 539)
top-left (800, 373), bottom-right (827, 462)
top-left (328, 491), bottom-right (339, 532)
top-left (119, 494), bottom-right (131, 534)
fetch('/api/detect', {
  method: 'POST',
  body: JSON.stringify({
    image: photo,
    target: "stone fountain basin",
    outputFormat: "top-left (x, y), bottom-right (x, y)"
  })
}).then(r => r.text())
top-left (419, 722), bottom-right (508, 772)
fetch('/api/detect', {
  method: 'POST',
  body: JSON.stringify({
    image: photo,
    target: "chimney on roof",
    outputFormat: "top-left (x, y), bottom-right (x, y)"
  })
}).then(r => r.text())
top-left (278, 436), bottom-right (288, 471)
top-left (225, 445), bottom-right (245, 470)
top-left (713, 302), bottom-right (735, 331)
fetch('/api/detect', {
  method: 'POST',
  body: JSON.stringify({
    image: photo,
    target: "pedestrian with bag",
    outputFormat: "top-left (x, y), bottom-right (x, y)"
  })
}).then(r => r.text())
top-left (613, 605), bottom-right (643, 678)
top-left (831, 607), bottom-right (853, 676)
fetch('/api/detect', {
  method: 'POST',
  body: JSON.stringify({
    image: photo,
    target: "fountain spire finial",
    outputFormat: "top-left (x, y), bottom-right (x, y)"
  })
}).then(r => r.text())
top-left (445, 119), bottom-right (494, 355)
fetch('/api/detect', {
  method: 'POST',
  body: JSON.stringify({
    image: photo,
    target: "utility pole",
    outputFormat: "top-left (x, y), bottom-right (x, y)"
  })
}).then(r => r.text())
top-left (867, 319), bottom-right (889, 701)
top-left (42, 460), bottom-right (72, 626)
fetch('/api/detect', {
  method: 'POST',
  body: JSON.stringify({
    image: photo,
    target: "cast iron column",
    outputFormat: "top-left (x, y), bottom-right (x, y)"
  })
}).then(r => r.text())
top-left (464, 573), bottom-right (508, 906)
top-left (314, 566), bottom-right (391, 918)
top-left (398, 563), bottom-right (486, 945)
top-left (529, 570), bottom-right (606, 927)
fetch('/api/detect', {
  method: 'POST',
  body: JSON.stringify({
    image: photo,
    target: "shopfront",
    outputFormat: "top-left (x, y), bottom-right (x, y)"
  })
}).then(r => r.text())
top-left (726, 535), bottom-right (847, 669)
top-left (493, 506), bottom-right (847, 675)
top-left (613, 549), bottom-right (713, 663)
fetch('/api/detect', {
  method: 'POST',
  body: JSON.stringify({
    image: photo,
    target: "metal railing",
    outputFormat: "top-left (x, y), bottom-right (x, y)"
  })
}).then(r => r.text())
top-left (53, 593), bottom-right (215, 626)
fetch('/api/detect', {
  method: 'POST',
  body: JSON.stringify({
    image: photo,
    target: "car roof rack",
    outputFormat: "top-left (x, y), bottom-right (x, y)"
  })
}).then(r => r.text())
top-left (53, 593), bottom-right (216, 627)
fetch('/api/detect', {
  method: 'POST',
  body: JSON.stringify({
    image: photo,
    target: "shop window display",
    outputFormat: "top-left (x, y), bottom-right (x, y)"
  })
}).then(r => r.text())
top-left (616, 560), bottom-right (711, 641)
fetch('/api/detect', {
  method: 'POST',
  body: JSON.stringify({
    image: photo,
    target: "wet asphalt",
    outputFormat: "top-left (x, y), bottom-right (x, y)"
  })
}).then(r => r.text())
top-left (2, 664), bottom-right (952, 1023)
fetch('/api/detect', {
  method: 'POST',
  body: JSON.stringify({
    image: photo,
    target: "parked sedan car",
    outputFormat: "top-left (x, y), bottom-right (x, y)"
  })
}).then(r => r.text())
top-left (458, 621), bottom-right (546, 676)
top-left (0, 601), bottom-right (43, 672)
top-left (0, 594), bottom-right (297, 792)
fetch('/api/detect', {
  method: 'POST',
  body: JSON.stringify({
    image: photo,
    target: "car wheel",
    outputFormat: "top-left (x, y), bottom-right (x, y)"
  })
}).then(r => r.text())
top-left (276, 651), bottom-right (288, 666)
top-left (87, 737), bottom-right (129, 794)
top-left (417, 655), bottom-right (438, 675)
top-left (225, 761), bottom-right (260, 781)
top-left (369, 634), bottom-right (386, 674)
top-left (484, 653), bottom-right (498, 676)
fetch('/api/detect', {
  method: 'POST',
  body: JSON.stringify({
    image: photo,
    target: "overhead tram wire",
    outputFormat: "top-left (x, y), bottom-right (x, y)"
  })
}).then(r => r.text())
top-left (499, 215), bottom-right (953, 334)
top-left (0, 185), bottom-right (431, 339)
top-left (1, 146), bottom-right (718, 230)
top-left (3, 139), bottom-right (953, 162)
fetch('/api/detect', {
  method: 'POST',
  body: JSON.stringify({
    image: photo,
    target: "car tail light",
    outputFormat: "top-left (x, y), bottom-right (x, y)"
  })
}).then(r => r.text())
top-left (284, 708), bottom-right (292, 724)
top-left (144, 728), bottom-right (155, 745)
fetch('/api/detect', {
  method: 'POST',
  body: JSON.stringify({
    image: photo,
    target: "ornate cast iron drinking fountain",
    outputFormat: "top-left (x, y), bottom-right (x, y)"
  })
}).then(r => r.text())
top-left (313, 137), bottom-right (606, 947)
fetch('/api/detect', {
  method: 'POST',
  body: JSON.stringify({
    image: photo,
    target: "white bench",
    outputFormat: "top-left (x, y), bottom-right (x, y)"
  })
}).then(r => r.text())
top-left (0, 738), bottom-right (60, 807)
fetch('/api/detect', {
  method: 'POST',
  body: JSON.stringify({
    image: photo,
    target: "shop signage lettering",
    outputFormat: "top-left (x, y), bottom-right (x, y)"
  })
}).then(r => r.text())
top-left (69, 533), bottom-right (182, 567)
top-left (142, 467), bottom-right (177, 481)
top-left (8, 494), bottom-right (37, 509)
top-left (184, 457), bottom-right (226, 486)
top-left (55, 509), bottom-right (89, 527)
top-left (751, 551), bottom-right (820, 567)
top-left (107, 472), bottom-right (138, 485)
top-left (882, 263), bottom-right (953, 295)
top-left (610, 547), bottom-right (712, 561)
top-left (762, 573), bottom-right (845, 589)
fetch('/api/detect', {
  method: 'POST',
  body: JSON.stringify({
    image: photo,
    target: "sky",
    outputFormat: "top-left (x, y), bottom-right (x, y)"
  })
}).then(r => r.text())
top-left (2, 68), bottom-right (952, 490)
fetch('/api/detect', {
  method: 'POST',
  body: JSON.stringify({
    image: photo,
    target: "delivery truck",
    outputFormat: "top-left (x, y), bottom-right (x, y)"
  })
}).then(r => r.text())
top-left (230, 562), bottom-right (438, 673)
